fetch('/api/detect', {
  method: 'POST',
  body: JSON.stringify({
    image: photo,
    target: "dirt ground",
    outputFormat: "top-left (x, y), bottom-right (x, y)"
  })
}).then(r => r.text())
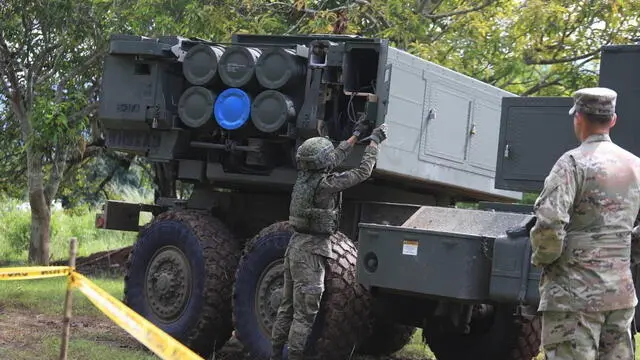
top-left (0, 307), bottom-right (138, 354)
top-left (51, 246), bottom-right (133, 276)
top-left (0, 305), bottom-right (237, 359)
top-left (14, 247), bottom-right (432, 360)
top-left (0, 306), bottom-right (430, 360)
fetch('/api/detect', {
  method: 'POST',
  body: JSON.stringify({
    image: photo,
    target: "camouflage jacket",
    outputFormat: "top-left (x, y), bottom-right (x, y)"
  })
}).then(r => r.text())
top-left (530, 133), bottom-right (640, 312)
top-left (289, 140), bottom-right (379, 259)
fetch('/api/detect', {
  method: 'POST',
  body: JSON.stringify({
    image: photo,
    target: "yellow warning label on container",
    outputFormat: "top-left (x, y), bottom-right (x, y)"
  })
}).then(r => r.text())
top-left (402, 240), bottom-right (419, 256)
top-left (70, 272), bottom-right (204, 360)
top-left (0, 266), bottom-right (72, 280)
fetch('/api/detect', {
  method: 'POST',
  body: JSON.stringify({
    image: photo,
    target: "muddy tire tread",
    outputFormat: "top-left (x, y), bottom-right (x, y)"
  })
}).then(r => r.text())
top-left (233, 221), bottom-right (374, 359)
top-left (123, 209), bottom-right (240, 357)
top-left (509, 314), bottom-right (542, 360)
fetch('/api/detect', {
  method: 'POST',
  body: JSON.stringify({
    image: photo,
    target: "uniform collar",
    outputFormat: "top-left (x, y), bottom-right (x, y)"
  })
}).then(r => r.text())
top-left (583, 133), bottom-right (611, 144)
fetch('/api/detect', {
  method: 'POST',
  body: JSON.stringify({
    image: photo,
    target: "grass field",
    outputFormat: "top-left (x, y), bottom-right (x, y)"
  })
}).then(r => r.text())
top-left (0, 198), bottom-right (638, 359)
top-left (0, 276), bottom-right (159, 360)
top-left (0, 197), bottom-right (141, 265)
top-left (0, 276), bottom-right (436, 360)
top-left (0, 197), bottom-right (160, 359)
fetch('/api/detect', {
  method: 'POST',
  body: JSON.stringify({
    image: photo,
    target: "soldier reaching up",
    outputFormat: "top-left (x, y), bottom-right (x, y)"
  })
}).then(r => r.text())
top-left (270, 121), bottom-right (388, 360)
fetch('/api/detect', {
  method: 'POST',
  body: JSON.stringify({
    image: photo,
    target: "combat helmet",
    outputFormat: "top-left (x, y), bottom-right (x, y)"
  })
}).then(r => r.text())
top-left (295, 136), bottom-right (334, 170)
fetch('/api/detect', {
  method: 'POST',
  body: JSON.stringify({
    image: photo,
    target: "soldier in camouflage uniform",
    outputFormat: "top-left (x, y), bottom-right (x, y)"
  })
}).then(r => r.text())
top-left (530, 87), bottom-right (640, 360)
top-left (269, 121), bottom-right (388, 360)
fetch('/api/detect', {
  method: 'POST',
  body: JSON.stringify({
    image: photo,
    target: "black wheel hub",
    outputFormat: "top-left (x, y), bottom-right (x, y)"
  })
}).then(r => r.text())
top-left (145, 245), bottom-right (192, 322)
top-left (255, 259), bottom-right (284, 335)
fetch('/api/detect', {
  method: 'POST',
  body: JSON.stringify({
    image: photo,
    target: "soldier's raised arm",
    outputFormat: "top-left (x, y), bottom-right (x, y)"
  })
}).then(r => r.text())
top-left (324, 117), bottom-right (370, 169)
top-left (320, 125), bottom-right (387, 194)
top-left (529, 153), bottom-right (579, 267)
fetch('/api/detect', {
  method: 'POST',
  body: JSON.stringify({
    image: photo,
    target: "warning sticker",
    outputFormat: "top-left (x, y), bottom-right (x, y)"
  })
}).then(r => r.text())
top-left (402, 240), bottom-right (418, 256)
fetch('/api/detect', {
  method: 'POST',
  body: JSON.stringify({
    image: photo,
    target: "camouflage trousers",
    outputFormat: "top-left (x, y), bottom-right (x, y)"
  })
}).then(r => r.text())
top-left (541, 308), bottom-right (635, 360)
top-left (270, 246), bottom-right (326, 360)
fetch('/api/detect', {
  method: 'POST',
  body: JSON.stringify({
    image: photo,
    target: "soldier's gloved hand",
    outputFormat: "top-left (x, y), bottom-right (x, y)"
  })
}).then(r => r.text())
top-left (370, 124), bottom-right (387, 144)
top-left (352, 117), bottom-right (370, 139)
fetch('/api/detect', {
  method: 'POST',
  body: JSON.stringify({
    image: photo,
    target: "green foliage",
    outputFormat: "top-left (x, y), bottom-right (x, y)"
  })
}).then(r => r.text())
top-left (57, 156), bottom-right (154, 209)
top-left (0, 196), bottom-right (139, 264)
top-left (100, 0), bottom-right (252, 40)
top-left (0, 276), bottom-right (126, 317)
top-left (0, 1), bottom-right (113, 267)
top-left (521, 193), bottom-right (540, 205)
top-left (0, 200), bottom-right (32, 256)
top-left (30, 95), bottom-right (88, 154)
top-left (242, 0), bottom-right (640, 97)
top-left (0, 110), bottom-right (26, 198)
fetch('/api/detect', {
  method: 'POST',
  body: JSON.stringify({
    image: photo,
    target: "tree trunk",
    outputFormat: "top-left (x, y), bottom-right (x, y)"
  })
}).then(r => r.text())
top-left (26, 149), bottom-right (51, 265)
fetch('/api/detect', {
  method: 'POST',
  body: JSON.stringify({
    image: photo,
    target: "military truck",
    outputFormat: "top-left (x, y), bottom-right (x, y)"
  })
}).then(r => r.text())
top-left (95, 32), bottom-right (640, 360)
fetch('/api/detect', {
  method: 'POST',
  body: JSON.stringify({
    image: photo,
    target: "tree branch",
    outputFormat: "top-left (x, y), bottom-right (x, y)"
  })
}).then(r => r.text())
top-left (93, 153), bottom-right (135, 198)
top-left (524, 48), bottom-right (600, 65)
top-left (278, 0), bottom-right (373, 34)
top-left (268, 0), bottom-right (369, 14)
top-left (69, 102), bottom-right (99, 125)
top-left (55, 47), bottom-right (106, 102)
top-left (58, 143), bottom-right (104, 194)
top-left (0, 73), bottom-right (10, 96)
top-left (285, 14), bottom-right (309, 35)
top-left (0, 34), bottom-right (22, 92)
top-left (360, 12), bottom-right (385, 32)
top-left (44, 147), bottom-right (68, 204)
top-left (423, 0), bottom-right (495, 19)
top-left (0, 34), bottom-right (31, 140)
top-left (34, 45), bottom-right (65, 87)
top-left (136, 158), bottom-right (156, 183)
top-left (84, 79), bottom-right (101, 100)
top-left (22, 12), bottom-right (36, 111)
top-left (83, 144), bottom-right (103, 159)
top-left (520, 78), bottom-right (563, 97)
top-left (416, 0), bottom-right (445, 16)
top-left (428, 23), bottom-right (451, 43)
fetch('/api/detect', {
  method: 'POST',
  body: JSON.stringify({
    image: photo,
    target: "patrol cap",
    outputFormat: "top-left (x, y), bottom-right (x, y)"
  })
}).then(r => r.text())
top-left (568, 87), bottom-right (617, 116)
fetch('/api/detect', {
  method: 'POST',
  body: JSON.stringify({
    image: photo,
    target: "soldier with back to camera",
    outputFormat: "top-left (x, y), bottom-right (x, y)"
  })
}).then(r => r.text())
top-left (269, 119), bottom-right (388, 360)
top-left (529, 87), bottom-right (640, 360)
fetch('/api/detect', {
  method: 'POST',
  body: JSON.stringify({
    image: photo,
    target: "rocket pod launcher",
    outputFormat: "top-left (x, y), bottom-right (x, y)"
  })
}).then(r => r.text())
top-left (99, 34), bottom-right (392, 190)
top-left (99, 33), bottom-right (520, 201)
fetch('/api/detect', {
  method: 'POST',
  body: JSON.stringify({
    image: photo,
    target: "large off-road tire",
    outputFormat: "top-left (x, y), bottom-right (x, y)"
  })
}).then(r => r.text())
top-left (357, 318), bottom-right (416, 356)
top-left (423, 305), bottom-right (541, 360)
top-left (123, 210), bottom-right (240, 358)
top-left (232, 221), bottom-right (373, 359)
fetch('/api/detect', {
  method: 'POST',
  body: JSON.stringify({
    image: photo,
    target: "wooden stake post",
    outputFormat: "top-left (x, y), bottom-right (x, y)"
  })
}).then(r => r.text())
top-left (59, 237), bottom-right (78, 360)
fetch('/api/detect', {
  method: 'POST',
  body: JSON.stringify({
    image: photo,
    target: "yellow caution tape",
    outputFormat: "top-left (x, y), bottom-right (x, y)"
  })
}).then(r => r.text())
top-left (70, 272), bottom-right (204, 360)
top-left (0, 266), bottom-right (72, 280)
top-left (0, 265), bottom-right (205, 360)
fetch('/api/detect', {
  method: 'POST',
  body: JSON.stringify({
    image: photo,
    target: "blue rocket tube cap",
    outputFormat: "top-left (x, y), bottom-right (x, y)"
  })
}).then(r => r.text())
top-left (214, 88), bottom-right (251, 130)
